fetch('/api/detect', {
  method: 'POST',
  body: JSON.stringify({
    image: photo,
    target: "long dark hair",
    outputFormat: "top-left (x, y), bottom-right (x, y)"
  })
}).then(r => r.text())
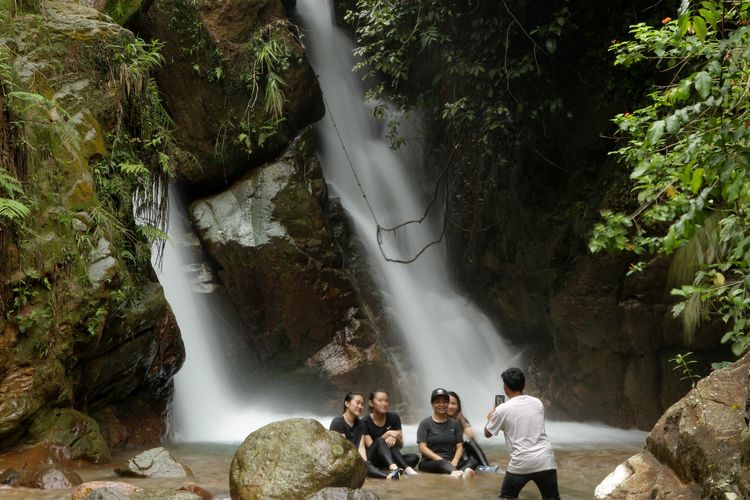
top-left (342, 391), bottom-right (364, 413)
top-left (448, 391), bottom-right (463, 415)
top-left (448, 390), bottom-right (468, 427)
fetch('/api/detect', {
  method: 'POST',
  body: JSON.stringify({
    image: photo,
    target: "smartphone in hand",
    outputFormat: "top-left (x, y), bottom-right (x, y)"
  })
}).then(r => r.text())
top-left (494, 394), bottom-right (506, 407)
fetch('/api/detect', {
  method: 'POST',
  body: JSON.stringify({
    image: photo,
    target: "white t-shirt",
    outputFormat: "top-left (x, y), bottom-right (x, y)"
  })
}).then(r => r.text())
top-left (485, 394), bottom-right (557, 474)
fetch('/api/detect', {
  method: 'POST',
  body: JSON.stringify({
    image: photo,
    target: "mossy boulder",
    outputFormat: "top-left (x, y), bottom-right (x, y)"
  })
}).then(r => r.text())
top-left (230, 418), bottom-right (366, 500)
top-left (27, 408), bottom-right (110, 463)
top-left (0, 361), bottom-right (72, 445)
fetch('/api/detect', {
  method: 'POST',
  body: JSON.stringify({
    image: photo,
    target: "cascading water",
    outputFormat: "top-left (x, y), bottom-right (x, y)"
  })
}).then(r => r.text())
top-left (295, 0), bottom-right (518, 419)
top-left (155, 0), bottom-right (647, 448)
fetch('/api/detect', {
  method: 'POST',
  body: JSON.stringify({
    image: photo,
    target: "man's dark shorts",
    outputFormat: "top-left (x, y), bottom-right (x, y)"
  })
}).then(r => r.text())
top-left (499, 468), bottom-right (560, 500)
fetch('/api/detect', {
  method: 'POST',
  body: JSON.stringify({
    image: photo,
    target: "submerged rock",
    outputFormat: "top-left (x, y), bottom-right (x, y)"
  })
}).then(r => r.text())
top-left (18, 462), bottom-right (83, 489)
top-left (596, 352), bottom-right (750, 499)
top-left (115, 447), bottom-right (193, 478)
top-left (230, 418), bottom-right (366, 500)
top-left (307, 488), bottom-right (379, 500)
top-left (72, 480), bottom-right (144, 500)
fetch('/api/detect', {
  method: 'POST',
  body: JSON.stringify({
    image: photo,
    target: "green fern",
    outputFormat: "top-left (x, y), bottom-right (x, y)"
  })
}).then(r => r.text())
top-left (0, 198), bottom-right (30, 221)
top-left (118, 161), bottom-right (150, 177)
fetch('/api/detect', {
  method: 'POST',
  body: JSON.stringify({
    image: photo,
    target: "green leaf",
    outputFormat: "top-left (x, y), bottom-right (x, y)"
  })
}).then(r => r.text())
top-left (677, 14), bottom-right (690, 39)
top-left (694, 71), bottom-right (712, 99)
top-left (690, 168), bottom-right (704, 194)
top-left (666, 114), bottom-right (681, 135)
top-left (676, 79), bottom-right (692, 101)
top-left (644, 120), bottom-right (665, 146)
top-left (692, 16), bottom-right (708, 40)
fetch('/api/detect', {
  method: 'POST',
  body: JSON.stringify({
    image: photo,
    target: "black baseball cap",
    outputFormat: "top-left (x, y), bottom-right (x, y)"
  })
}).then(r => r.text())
top-left (430, 388), bottom-right (450, 402)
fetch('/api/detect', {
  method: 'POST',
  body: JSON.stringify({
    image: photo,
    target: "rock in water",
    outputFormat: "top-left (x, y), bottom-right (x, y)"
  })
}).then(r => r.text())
top-left (230, 418), bottom-right (367, 500)
top-left (18, 463), bottom-right (83, 489)
top-left (115, 447), bottom-right (192, 478)
top-left (307, 487), bottom-right (379, 500)
top-left (72, 481), bottom-right (144, 500)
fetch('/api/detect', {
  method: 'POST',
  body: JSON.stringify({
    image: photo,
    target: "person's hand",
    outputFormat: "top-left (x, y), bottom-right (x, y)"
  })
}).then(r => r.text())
top-left (487, 407), bottom-right (495, 421)
top-left (384, 436), bottom-right (396, 447)
top-left (450, 458), bottom-right (459, 467)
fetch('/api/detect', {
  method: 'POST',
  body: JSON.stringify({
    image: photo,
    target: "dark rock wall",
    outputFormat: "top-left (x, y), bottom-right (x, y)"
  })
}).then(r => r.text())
top-left (0, 2), bottom-right (184, 460)
top-left (332, 0), bottom-right (732, 429)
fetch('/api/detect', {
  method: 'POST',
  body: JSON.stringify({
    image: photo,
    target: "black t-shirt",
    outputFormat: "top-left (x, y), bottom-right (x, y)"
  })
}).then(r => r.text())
top-left (329, 415), bottom-right (367, 448)
top-left (416, 416), bottom-right (463, 461)
top-left (361, 412), bottom-right (402, 441)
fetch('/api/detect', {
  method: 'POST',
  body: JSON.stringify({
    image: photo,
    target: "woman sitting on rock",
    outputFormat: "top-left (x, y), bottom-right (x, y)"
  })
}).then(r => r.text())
top-left (361, 389), bottom-right (419, 476)
top-left (447, 391), bottom-right (498, 472)
top-left (416, 388), bottom-right (478, 478)
top-left (329, 392), bottom-right (399, 479)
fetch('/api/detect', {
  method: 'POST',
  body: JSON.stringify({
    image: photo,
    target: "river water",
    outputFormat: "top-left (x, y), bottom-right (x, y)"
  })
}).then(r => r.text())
top-left (0, 439), bottom-right (643, 499)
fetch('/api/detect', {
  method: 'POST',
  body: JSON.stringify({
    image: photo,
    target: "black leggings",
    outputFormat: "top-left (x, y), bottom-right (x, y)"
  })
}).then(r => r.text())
top-left (419, 456), bottom-right (479, 474)
top-left (464, 439), bottom-right (490, 467)
top-left (367, 437), bottom-right (419, 470)
top-left (499, 469), bottom-right (560, 499)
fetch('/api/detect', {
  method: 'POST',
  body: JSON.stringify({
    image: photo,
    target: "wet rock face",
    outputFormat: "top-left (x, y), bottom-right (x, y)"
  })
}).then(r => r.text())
top-left (596, 352), bottom-right (750, 499)
top-left (0, 1), bottom-right (183, 459)
top-left (190, 130), bottom-right (383, 377)
top-left (136, 0), bottom-right (324, 187)
top-left (230, 418), bottom-right (366, 500)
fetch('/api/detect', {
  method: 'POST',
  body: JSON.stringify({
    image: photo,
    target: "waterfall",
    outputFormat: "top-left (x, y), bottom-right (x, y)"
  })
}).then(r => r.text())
top-left (295, 0), bottom-right (518, 420)
top-left (155, 0), bottom-right (646, 446)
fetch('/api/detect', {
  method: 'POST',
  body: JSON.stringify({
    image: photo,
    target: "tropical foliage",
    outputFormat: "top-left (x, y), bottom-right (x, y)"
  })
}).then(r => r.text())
top-left (590, 1), bottom-right (750, 358)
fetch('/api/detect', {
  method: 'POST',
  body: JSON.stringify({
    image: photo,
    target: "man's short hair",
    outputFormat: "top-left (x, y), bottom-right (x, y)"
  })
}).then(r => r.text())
top-left (501, 367), bottom-right (525, 392)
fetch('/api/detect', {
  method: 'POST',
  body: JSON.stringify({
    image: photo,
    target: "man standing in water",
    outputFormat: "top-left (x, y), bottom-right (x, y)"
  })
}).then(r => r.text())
top-left (484, 367), bottom-right (560, 500)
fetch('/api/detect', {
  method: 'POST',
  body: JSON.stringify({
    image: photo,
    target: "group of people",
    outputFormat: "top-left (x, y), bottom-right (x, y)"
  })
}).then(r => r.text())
top-left (329, 367), bottom-right (560, 499)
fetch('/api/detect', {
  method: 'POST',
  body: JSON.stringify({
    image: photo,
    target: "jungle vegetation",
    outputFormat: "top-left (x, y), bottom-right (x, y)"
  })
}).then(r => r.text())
top-left (343, 0), bottom-right (750, 361)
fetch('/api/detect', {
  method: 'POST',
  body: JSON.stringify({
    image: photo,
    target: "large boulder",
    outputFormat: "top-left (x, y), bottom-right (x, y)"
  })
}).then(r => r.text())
top-left (189, 130), bottom-right (383, 379)
top-left (595, 352), bottom-right (750, 499)
top-left (230, 418), bottom-right (366, 500)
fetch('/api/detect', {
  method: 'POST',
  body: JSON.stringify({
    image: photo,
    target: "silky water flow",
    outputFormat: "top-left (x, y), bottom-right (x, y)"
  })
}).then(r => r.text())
top-left (154, 0), bottom-right (647, 450)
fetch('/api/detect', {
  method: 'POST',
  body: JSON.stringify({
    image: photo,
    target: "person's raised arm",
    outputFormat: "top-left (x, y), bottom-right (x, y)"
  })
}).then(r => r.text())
top-left (484, 407), bottom-right (496, 438)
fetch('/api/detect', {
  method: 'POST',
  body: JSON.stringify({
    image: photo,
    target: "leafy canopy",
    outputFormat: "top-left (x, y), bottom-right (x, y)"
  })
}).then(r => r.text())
top-left (590, 1), bottom-right (750, 358)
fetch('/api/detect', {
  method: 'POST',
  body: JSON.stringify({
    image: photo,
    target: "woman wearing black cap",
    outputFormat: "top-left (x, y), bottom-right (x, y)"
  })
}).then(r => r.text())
top-left (416, 388), bottom-right (479, 478)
